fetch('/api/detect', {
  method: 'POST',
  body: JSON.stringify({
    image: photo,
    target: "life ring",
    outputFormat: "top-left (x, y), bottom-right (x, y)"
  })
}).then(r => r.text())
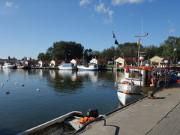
top-left (122, 81), bottom-right (131, 85)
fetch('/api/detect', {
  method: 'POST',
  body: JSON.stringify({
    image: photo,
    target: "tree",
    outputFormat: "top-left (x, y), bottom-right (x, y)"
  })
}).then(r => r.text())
top-left (38, 53), bottom-right (48, 60)
top-left (37, 41), bottom-right (84, 61)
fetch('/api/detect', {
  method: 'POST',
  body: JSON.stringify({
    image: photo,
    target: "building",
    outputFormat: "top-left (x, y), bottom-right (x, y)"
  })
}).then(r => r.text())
top-left (38, 60), bottom-right (51, 67)
top-left (50, 60), bottom-right (63, 67)
top-left (150, 56), bottom-right (168, 67)
top-left (25, 60), bottom-right (39, 67)
top-left (90, 58), bottom-right (107, 66)
top-left (115, 57), bottom-right (136, 67)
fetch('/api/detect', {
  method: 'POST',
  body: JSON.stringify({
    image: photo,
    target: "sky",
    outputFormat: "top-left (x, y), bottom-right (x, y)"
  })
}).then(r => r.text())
top-left (0, 0), bottom-right (179, 59)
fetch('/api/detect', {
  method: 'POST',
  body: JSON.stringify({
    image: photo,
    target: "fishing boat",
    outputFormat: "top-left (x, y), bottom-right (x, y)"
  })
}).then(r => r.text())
top-left (58, 63), bottom-right (77, 70)
top-left (118, 92), bottom-right (143, 106)
top-left (116, 66), bottom-right (159, 105)
top-left (17, 111), bottom-right (83, 135)
top-left (2, 62), bottom-right (16, 69)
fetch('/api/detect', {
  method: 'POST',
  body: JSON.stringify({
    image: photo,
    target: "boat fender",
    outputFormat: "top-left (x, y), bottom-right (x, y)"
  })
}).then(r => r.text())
top-left (122, 81), bottom-right (131, 85)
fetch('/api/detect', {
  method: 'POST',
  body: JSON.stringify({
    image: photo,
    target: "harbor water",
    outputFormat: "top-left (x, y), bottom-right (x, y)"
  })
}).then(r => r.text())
top-left (0, 69), bottom-right (141, 135)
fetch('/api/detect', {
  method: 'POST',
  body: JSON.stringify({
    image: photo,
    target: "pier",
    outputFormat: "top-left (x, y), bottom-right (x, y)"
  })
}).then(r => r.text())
top-left (78, 83), bottom-right (180, 135)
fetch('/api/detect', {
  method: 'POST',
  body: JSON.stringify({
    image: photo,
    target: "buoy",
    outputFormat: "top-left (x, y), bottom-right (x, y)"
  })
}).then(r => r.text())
top-left (37, 89), bottom-right (40, 92)
top-left (6, 92), bottom-right (10, 95)
top-left (1, 83), bottom-right (4, 87)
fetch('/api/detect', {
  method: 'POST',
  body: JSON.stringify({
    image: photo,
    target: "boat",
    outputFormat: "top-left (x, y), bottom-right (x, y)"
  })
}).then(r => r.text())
top-left (17, 111), bottom-right (83, 135)
top-left (77, 63), bottom-right (98, 71)
top-left (116, 66), bottom-right (160, 105)
top-left (2, 62), bottom-right (16, 69)
top-left (58, 63), bottom-right (77, 70)
top-left (17, 64), bottom-right (30, 69)
top-left (118, 92), bottom-right (143, 106)
top-left (17, 109), bottom-right (100, 135)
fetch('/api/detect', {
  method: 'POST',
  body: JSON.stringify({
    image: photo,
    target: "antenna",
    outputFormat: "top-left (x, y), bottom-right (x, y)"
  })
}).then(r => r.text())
top-left (142, 17), bottom-right (143, 36)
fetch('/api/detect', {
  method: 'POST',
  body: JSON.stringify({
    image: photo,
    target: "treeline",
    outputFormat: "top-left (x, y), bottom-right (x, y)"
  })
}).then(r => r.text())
top-left (38, 36), bottom-right (180, 63)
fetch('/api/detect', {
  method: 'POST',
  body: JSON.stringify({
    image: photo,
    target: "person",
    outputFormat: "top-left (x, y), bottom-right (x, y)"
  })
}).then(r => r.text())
top-left (151, 70), bottom-right (157, 86)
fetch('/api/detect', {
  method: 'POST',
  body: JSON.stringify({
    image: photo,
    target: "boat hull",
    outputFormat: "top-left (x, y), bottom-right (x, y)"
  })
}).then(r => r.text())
top-left (17, 111), bottom-right (83, 135)
top-left (58, 63), bottom-right (77, 70)
top-left (117, 92), bottom-right (143, 106)
top-left (77, 65), bottom-right (98, 71)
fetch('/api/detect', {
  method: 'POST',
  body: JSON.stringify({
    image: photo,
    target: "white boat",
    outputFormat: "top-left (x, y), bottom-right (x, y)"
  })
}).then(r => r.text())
top-left (117, 92), bottom-right (143, 106)
top-left (116, 66), bottom-right (159, 104)
top-left (17, 111), bottom-right (83, 135)
top-left (77, 63), bottom-right (98, 71)
top-left (3, 62), bottom-right (16, 69)
top-left (58, 63), bottom-right (77, 70)
top-left (17, 65), bottom-right (29, 69)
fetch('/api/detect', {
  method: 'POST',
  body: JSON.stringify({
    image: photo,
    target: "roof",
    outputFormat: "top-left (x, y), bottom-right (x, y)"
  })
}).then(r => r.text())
top-left (26, 60), bottom-right (38, 64)
top-left (97, 58), bottom-right (107, 62)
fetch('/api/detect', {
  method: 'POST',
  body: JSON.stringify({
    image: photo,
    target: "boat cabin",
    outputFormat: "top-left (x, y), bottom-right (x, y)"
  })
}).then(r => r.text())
top-left (122, 66), bottom-right (153, 87)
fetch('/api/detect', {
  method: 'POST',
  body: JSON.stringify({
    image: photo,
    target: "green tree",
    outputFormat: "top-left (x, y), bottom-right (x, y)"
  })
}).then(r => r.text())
top-left (38, 53), bottom-right (48, 60)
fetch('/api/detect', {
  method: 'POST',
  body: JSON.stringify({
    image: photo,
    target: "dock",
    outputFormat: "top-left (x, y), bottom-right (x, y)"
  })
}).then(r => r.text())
top-left (78, 83), bottom-right (180, 135)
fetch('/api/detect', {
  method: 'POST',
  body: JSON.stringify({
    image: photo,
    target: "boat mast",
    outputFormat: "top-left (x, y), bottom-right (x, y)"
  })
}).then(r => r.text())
top-left (134, 33), bottom-right (148, 67)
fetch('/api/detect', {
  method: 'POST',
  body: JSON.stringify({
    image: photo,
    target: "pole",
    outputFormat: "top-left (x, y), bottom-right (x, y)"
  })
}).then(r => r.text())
top-left (135, 33), bottom-right (148, 67)
top-left (137, 38), bottom-right (140, 67)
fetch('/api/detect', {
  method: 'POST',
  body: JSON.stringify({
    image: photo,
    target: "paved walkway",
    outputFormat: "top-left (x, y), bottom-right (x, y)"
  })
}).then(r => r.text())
top-left (78, 84), bottom-right (180, 135)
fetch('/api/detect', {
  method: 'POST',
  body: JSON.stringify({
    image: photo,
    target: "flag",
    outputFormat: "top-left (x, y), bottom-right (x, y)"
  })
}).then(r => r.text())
top-left (115, 39), bottom-right (119, 45)
top-left (112, 31), bottom-right (116, 38)
top-left (137, 39), bottom-right (140, 46)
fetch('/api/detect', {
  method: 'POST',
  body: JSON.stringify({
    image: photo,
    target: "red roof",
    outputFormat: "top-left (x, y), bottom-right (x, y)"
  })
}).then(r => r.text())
top-left (27, 61), bottom-right (38, 64)
top-left (97, 58), bottom-right (107, 62)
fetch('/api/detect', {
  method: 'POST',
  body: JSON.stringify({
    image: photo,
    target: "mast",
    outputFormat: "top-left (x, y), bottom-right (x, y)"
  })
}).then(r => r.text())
top-left (134, 33), bottom-right (148, 67)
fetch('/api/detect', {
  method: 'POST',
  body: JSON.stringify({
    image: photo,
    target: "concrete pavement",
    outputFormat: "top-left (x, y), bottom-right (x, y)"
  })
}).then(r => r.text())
top-left (78, 84), bottom-right (180, 135)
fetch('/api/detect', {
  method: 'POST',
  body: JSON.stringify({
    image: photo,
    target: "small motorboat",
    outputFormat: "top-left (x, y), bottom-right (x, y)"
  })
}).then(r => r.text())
top-left (17, 111), bottom-right (83, 135)
top-left (3, 62), bottom-right (16, 69)
top-left (17, 110), bottom-right (100, 135)
top-left (77, 63), bottom-right (98, 71)
top-left (58, 63), bottom-right (77, 70)
top-left (17, 64), bottom-right (29, 69)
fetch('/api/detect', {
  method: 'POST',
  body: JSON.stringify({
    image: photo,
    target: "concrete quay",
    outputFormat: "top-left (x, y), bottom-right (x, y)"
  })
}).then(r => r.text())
top-left (79, 83), bottom-right (180, 135)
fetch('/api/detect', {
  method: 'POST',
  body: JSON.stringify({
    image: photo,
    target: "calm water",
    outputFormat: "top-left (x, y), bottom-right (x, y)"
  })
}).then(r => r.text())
top-left (0, 69), bottom-right (125, 135)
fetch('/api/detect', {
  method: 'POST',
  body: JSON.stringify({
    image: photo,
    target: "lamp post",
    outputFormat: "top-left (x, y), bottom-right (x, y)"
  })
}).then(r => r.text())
top-left (139, 56), bottom-right (144, 66)
top-left (174, 48), bottom-right (177, 65)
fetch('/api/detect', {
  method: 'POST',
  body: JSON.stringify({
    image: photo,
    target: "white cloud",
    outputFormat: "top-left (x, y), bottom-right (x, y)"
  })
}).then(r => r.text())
top-left (95, 3), bottom-right (108, 13)
top-left (94, 3), bottom-right (113, 24)
top-left (79, 0), bottom-right (91, 6)
top-left (5, 2), bottom-right (13, 8)
top-left (112, 0), bottom-right (146, 5)
top-left (169, 29), bottom-right (175, 33)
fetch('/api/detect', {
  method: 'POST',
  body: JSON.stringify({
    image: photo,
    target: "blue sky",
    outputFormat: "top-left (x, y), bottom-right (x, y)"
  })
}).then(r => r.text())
top-left (0, 0), bottom-right (179, 59)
